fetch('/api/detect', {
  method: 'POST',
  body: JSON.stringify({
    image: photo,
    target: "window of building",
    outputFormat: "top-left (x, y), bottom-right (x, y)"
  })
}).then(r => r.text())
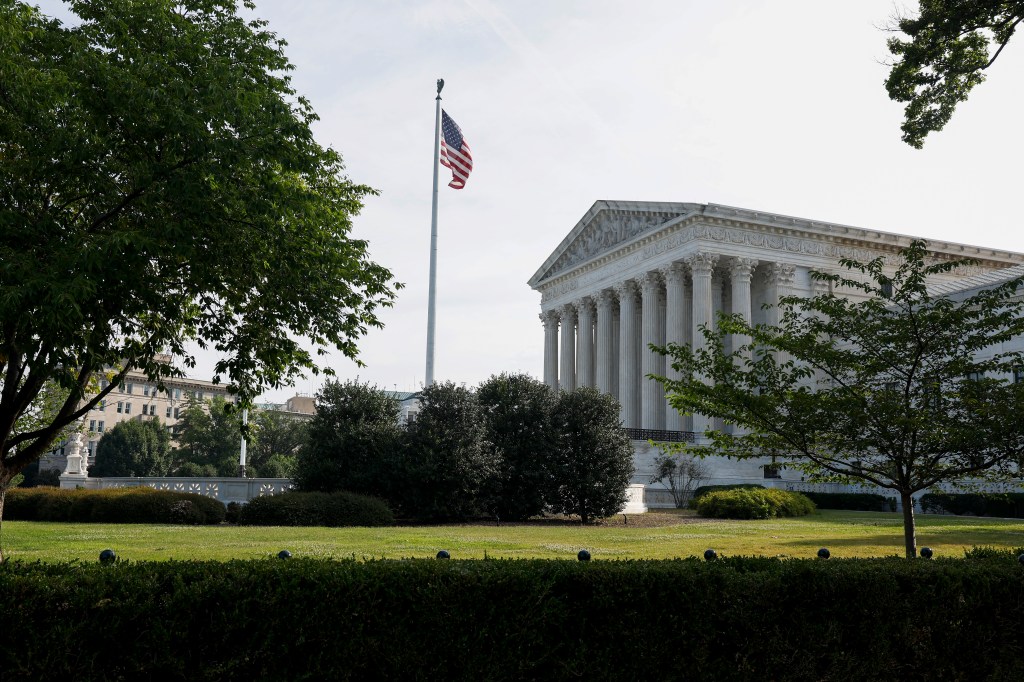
top-left (125, 402), bottom-right (132, 414)
top-left (149, 404), bottom-right (157, 416)
top-left (117, 402), bottom-right (123, 413)
top-left (143, 384), bottom-right (151, 397)
top-left (166, 406), bottom-right (172, 418)
top-left (174, 407), bottom-right (180, 419)
top-left (87, 441), bottom-right (95, 457)
top-left (97, 421), bottom-right (105, 433)
top-left (967, 371), bottom-right (985, 382)
top-left (126, 382), bottom-right (134, 394)
top-left (89, 420), bottom-right (96, 432)
top-left (174, 388), bottom-right (181, 400)
top-left (1015, 366), bottom-right (1024, 384)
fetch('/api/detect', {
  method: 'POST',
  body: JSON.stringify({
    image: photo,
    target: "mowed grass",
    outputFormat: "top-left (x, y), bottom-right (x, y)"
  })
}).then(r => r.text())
top-left (2, 510), bottom-right (1024, 563)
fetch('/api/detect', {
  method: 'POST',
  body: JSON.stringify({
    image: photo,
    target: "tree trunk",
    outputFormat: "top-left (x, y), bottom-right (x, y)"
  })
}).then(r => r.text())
top-left (0, 488), bottom-right (6, 562)
top-left (900, 491), bottom-right (917, 559)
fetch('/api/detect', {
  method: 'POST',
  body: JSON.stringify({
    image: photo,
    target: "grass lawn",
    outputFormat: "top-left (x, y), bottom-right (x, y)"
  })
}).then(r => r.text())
top-left (3, 509), bottom-right (1024, 562)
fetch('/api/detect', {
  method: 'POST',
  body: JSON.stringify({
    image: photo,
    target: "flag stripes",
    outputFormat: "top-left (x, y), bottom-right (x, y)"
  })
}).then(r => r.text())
top-left (440, 110), bottom-right (473, 189)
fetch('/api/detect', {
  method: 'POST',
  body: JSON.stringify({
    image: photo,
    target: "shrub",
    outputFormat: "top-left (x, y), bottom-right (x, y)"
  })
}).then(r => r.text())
top-left (800, 492), bottom-right (893, 512)
top-left (696, 488), bottom-right (815, 519)
top-left (920, 492), bottom-right (1024, 518)
top-left (689, 484), bottom-right (765, 508)
top-left (237, 491), bottom-right (394, 527)
top-left (3, 487), bottom-right (225, 524)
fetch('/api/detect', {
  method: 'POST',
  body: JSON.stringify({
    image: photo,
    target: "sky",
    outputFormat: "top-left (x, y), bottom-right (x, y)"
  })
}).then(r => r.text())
top-left (37, 0), bottom-right (1024, 402)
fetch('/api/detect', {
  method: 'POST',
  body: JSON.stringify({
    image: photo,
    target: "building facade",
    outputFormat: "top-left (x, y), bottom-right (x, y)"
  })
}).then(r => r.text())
top-left (529, 201), bottom-right (1024, 493)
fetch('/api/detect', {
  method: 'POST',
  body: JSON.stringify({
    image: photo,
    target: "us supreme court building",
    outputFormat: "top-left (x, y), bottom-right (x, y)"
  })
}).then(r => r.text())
top-left (529, 201), bottom-right (1024, 500)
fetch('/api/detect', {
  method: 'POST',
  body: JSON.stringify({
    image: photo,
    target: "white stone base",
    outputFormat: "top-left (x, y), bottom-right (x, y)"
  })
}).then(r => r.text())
top-left (620, 483), bottom-right (648, 514)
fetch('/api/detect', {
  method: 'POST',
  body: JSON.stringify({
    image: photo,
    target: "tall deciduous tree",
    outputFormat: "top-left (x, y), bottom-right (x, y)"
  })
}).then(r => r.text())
top-left (477, 373), bottom-right (557, 521)
top-left (548, 387), bottom-right (635, 524)
top-left (172, 396), bottom-right (245, 477)
top-left (885, 1), bottom-right (1024, 147)
top-left (0, 1), bottom-right (398, 492)
top-left (250, 410), bottom-right (307, 478)
top-left (91, 418), bottom-right (172, 478)
top-left (655, 241), bottom-right (1024, 558)
top-left (294, 380), bottom-right (401, 497)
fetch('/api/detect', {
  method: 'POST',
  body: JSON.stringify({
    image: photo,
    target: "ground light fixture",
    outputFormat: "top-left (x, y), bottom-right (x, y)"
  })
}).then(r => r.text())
top-left (577, 550), bottom-right (591, 561)
top-left (436, 550), bottom-right (450, 559)
top-left (703, 549), bottom-right (717, 561)
top-left (277, 550), bottom-right (292, 560)
top-left (99, 549), bottom-right (116, 564)
top-left (817, 548), bottom-right (831, 559)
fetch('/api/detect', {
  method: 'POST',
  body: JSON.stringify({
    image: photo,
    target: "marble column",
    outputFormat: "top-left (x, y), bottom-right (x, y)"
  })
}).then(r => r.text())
top-left (687, 252), bottom-right (718, 436)
top-left (541, 310), bottom-right (559, 390)
top-left (730, 257), bottom-right (759, 359)
top-left (764, 262), bottom-right (796, 365)
top-left (615, 280), bottom-right (640, 427)
top-left (577, 297), bottom-right (596, 388)
top-left (640, 271), bottom-right (666, 430)
top-left (661, 262), bottom-right (688, 432)
top-left (559, 303), bottom-right (577, 392)
top-left (595, 290), bottom-right (617, 396)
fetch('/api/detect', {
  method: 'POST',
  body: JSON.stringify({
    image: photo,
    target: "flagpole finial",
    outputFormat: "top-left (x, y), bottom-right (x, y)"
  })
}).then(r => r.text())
top-left (436, 78), bottom-right (444, 98)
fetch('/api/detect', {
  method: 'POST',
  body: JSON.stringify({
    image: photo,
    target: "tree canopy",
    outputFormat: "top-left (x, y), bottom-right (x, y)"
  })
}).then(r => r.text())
top-left (0, 0), bottom-right (398, 487)
top-left (91, 418), bottom-right (173, 478)
top-left (655, 241), bottom-right (1024, 558)
top-left (886, 1), bottom-right (1024, 147)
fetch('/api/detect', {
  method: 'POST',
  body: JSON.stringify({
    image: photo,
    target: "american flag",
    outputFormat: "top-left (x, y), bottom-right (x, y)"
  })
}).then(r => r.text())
top-left (440, 110), bottom-right (473, 189)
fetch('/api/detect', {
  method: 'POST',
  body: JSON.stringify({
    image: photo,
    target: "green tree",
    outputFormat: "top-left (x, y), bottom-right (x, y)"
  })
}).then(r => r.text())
top-left (402, 382), bottom-right (497, 521)
top-left (885, 1), bottom-right (1024, 147)
top-left (654, 241), bottom-right (1024, 558)
top-left (91, 419), bottom-right (173, 478)
top-left (548, 387), bottom-right (635, 524)
top-left (477, 373), bottom-right (557, 521)
top-left (0, 1), bottom-right (398, 493)
top-left (249, 410), bottom-right (307, 478)
top-left (172, 396), bottom-right (244, 477)
top-left (294, 380), bottom-right (401, 497)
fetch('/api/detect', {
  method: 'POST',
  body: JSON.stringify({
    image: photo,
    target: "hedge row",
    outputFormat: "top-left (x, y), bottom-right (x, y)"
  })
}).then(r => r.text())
top-left (921, 492), bottom-right (1024, 518)
top-left (696, 488), bottom-right (815, 519)
top-left (3, 487), bottom-right (225, 525)
top-left (237, 491), bottom-right (394, 527)
top-left (690, 483), bottom-right (765, 504)
top-left (3, 555), bottom-right (1024, 680)
top-left (800, 492), bottom-right (894, 512)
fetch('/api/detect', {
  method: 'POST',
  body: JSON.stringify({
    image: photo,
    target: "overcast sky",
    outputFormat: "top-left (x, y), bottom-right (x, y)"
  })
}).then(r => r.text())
top-left (38, 1), bottom-right (1024, 401)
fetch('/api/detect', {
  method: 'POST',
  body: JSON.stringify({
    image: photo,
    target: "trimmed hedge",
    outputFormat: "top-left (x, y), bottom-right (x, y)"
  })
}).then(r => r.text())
top-left (920, 492), bottom-right (1024, 518)
top-left (696, 488), bottom-right (816, 519)
top-left (3, 555), bottom-right (1024, 680)
top-left (689, 484), bottom-right (765, 508)
top-left (237, 491), bottom-right (394, 527)
top-left (800, 492), bottom-right (894, 512)
top-left (3, 487), bottom-right (225, 525)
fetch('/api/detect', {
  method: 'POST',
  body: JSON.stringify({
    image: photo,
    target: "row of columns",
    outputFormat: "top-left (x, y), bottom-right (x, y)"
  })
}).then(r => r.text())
top-left (542, 254), bottom-right (795, 432)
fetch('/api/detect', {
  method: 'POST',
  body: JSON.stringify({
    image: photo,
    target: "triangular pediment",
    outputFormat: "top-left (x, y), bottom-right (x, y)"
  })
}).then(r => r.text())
top-left (529, 200), bottom-right (700, 286)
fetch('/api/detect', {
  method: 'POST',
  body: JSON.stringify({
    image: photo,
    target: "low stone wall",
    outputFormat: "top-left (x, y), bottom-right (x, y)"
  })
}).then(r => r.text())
top-left (60, 474), bottom-right (293, 505)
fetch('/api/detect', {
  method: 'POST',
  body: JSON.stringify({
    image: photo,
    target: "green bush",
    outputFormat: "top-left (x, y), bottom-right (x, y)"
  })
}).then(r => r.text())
top-left (696, 488), bottom-right (815, 519)
top-left (237, 491), bottom-right (394, 527)
top-left (3, 487), bottom-right (225, 524)
top-left (920, 492), bottom-right (1024, 518)
top-left (3, 556), bottom-right (1024, 680)
top-left (800, 492), bottom-right (894, 512)
top-left (689, 484), bottom-right (765, 508)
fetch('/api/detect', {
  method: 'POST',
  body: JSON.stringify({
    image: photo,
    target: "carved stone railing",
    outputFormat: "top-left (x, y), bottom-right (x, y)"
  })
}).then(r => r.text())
top-left (623, 428), bottom-right (696, 443)
top-left (60, 475), bottom-right (294, 505)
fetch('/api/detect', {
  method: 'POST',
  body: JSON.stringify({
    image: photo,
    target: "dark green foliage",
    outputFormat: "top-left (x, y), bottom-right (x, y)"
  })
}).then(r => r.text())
top-left (172, 397), bottom-right (245, 477)
top-left (91, 419), bottom-right (173, 477)
top-left (885, 1), bottom-right (1024, 147)
top-left (15, 462), bottom-right (60, 488)
top-left (696, 488), bottom-right (816, 519)
top-left (237, 491), bottom-right (393, 527)
top-left (249, 410), bottom-right (306, 478)
top-left (477, 373), bottom-right (557, 521)
top-left (401, 382), bottom-right (497, 521)
top-left (921, 491), bottom-right (1024, 518)
top-left (548, 387), bottom-right (634, 523)
top-left (0, 0), bottom-right (398, 490)
top-left (4, 487), bottom-right (224, 524)
top-left (690, 484), bottom-right (766, 507)
top-left (801, 492), bottom-right (894, 512)
top-left (294, 380), bottom-right (402, 497)
top-left (3, 557), bottom-right (1024, 680)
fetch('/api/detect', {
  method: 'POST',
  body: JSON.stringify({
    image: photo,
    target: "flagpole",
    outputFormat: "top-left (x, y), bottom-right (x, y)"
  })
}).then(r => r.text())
top-left (425, 78), bottom-right (443, 388)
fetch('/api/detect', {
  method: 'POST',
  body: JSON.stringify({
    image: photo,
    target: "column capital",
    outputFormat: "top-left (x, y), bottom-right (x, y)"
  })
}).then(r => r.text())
top-left (659, 261), bottom-right (688, 286)
top-left (729, 257), bottom-right (759, 281)
top-left (640, 270), bottom-right (663, 294)
top-left (686, 251), bottom-right (718, 276)
top-left (540, 309), bottom-right (560, 328)
top-left (613, 279), bottom-right (639, 303)
top-left (764, 262), bottom-right (796, 287)
top-left (575, 296), bottom-right (595, 316)
top-left (596, 288), bottom-right (618, 308)
top-left (560, 302), bottom-right (578, 323)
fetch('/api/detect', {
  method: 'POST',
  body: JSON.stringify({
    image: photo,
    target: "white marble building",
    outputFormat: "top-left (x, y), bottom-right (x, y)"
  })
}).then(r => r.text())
top-left (529, 201), bottom-right (1024, 497)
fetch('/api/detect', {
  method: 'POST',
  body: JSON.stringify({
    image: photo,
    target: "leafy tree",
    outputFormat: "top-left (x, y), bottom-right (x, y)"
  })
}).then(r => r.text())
top-left (0, 1), bottom-right (398, 494)
top-left (649, 451), bottom-right (710, 509)
top-left (654, 241), bottom-right (1024, 557)
top-left (172, 396), bottom-right (244, 477)
top-left (294, 380), bottom-right (402, 497)
top-left (249, 410), bottom-right (307, 478)
top-left (90, 419), bottom-right (173, 478)
top-left (477, 373), bottom-right (557, 521)
top-left (548, 388), bottom-right (635, 524)
top-left (885, 1), bottom-right (1024, 147)
top-left (402, 382), bottom-right (497, 521)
